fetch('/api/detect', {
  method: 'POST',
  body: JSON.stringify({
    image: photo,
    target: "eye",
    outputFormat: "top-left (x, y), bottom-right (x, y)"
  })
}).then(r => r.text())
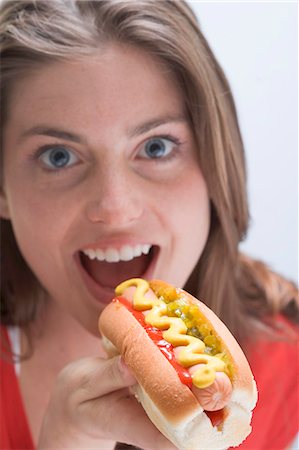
top-left (138, 137), bottom-right (178, 160)
top-left (37, 146), bottom-right (79, 170)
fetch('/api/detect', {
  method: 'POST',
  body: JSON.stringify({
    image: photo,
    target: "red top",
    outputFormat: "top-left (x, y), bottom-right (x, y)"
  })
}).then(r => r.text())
top-left (0, 321), bottom-right (298, 450)
top-left (237, 323), bottom-right (299, 450)
top-left (0, 327), bottom-right (34, 450)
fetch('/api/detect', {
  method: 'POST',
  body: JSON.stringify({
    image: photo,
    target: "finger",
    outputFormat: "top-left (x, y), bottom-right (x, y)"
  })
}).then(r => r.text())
top-left (114, 395), bottom-right (177, 450)
top-left (89, 389), bottom-right (177, 450)
top-left (57, 355), bottom-right (136, 402)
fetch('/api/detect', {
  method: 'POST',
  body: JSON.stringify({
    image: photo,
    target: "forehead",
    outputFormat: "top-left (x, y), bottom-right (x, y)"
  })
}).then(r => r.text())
top-left (6, 43), bottom-right (185, 132)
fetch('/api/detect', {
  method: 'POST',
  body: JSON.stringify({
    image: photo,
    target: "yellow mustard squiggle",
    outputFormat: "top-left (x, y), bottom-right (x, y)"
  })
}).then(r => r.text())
top-left (115, 278), bottom-right (226, 389)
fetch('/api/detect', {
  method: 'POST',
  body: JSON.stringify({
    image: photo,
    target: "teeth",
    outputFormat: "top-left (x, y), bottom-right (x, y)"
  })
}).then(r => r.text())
top-left (82, 244), bottom-right (152, 263)
top-left (142, 244), bottom-right (151, 255)
top-left (95, 249), bottom-right (105, 261)
top-left (119, 245), bottom-right (134, 261)
top-left (105, 248), bottom-right (120, 263)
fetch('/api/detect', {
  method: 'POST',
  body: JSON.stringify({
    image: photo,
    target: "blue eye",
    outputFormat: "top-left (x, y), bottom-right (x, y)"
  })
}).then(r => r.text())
top-left (38, 146), bottom-right (79, 170)
top-left (140, 138), bottom-right (176, 160)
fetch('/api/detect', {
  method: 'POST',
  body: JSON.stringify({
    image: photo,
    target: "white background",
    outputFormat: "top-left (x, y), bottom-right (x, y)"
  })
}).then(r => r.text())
top-left (188, 1), bottom-right (298, 284)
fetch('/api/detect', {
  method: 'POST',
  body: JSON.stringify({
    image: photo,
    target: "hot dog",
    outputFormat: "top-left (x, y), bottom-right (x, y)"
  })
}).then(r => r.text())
top-left (98, 278), bottom-right (258, 450)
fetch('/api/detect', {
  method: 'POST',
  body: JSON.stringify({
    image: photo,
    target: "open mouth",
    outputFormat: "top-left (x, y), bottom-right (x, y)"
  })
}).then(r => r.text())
top-left (78, 244), bottom-right (159, 293)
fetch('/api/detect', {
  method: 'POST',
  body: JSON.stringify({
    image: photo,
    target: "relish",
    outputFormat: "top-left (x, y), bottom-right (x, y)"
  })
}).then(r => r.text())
top-left (154, 291), bottom-right (234, 379)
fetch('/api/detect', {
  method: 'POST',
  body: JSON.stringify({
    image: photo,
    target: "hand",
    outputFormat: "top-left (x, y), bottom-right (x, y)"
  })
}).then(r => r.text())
top-left (38, 355), bottom-right (176, 449)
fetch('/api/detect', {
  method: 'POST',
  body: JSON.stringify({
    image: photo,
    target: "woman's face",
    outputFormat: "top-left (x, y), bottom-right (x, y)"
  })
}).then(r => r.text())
top-left (1, 43), bottom-right (210, 334)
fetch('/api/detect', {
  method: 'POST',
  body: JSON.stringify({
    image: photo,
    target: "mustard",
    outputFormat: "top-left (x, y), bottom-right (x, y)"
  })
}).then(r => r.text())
top-left (115, 278), bottom-right (230, 389)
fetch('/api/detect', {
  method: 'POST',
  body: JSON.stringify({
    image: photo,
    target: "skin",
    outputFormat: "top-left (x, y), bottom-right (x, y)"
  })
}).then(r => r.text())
top-left (1, 43), bottom-right (210, 449)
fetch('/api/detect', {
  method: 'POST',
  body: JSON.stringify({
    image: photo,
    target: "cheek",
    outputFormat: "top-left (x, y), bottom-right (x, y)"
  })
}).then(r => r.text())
top-left (7, 193), bottom-right (75, 302)
top-left (9, 193), bottom-right (66, 247)
top-left (158, 170), bottom-right (210, 285)
top-left (166, 171), bottom-right (210, 243)
top-left (4, 163), bottom-right (75, 233)
top-left (4, 176), bottom-right (75, 274)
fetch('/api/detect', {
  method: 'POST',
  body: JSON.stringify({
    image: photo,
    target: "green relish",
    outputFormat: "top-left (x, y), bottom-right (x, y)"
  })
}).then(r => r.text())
top-left (153, 290), bottom-right (234, 379)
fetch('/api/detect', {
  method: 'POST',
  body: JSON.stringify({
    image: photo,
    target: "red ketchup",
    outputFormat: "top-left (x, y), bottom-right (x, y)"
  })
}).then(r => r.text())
top-left (114, 296), bottom-right (192, 388)
top-left (113, 296), bottom-right (224, 428)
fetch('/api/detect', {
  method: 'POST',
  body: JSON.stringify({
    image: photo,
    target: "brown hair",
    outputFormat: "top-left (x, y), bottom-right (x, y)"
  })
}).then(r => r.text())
top-left (1, 0), bottom-right (298, 346)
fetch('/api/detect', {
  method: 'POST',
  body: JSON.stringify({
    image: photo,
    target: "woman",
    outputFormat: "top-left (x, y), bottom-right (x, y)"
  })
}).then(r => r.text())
top-left (1, 1), bottom-right (298, 449)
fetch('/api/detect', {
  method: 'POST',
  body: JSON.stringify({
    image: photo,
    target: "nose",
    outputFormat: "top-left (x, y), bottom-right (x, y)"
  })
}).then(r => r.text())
top-left (85, 165), bottom-right (144, 227)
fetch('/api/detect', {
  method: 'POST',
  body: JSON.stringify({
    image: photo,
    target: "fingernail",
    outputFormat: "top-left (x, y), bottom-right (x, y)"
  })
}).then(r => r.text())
top-left (118, 357), bottom-right (136, 384)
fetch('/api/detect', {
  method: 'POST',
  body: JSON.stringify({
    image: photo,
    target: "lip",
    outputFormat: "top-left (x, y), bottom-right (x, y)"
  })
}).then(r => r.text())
top-left (81, 238), bottom-right (152, 252)
top-left (74, 245), bottom-right (160, 306)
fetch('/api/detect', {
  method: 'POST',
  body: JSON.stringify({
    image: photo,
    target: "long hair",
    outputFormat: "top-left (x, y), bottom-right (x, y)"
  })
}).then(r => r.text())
top-left (1, 0), bottom-right (298, 345)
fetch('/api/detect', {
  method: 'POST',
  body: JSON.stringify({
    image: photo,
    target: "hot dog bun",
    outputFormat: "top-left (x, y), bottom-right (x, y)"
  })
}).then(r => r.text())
top-left (99, 279), bottom-right (257, 450)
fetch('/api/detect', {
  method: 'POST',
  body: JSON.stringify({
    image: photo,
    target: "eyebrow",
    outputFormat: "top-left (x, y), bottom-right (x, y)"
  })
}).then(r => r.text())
top-left (128, 114), bottom-right (187, 136)
top-left (18, 126), bottom-right (86, 144)
top-left (18, 114), bottom-right (187, 144)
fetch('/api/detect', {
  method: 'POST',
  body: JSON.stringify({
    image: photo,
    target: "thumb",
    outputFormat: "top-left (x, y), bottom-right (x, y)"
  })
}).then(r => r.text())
top-left (81, 355), bottom-right (136, 398)
top-left (56, 355), bottom-right (136, 402)
top-left (111, 355), bottom-right (137, 391)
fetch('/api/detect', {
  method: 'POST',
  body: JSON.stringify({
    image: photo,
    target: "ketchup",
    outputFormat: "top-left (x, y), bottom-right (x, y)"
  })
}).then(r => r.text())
top-left (114, 296), bottom-right (193, 388)
top-left (205, 410), bottom-right (225, 428)
top-left (113, 296), bottom-right (224, 428)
